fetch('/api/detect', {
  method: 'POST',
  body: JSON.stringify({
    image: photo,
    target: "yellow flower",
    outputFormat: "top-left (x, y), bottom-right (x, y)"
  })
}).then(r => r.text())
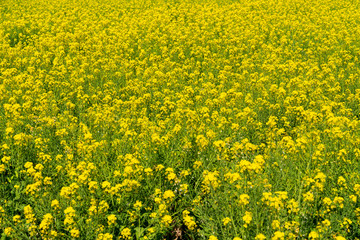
top-left (354, 184), bottom-right (360, 195)
top-left (314, 172), bottom-right (326, 182)
top-left (350, 195), bottom-right (357, 203)
top-left (123, 166), bottom-right (134, 176)
top-left (272, 220), bottom-right (280, 230)
top-left (309, 231), bottom-right (319, 239)
top-left (202, 170), bottom-right (220, 193)
top-left (222, 217), bottom-right (231, 226)
top-left (114, 170), bottom-right (122, 177)
top-left (39, 213), bottom-right (53, 233)
top-left (193, 161), bottom-right (202, 169)
top-left (4, 227), bottom-right (13, 236)
top-left (209, 236), bottom-right (218, 240)
top-left (196, 134), bottom-right (209, 149)
top-left (323, 197), bottom-right (332, 206)
top-left (180, 184), bottom-right (189, 194)
top-left (333, 196), bottom-right (344, 208)
top-left (239, 194), bottom-right (250, 206)
top-left (144, 168), bottom-right (153, 176)
top-left (255, 234), bottom-right (266, 240)
top-left (5, 127), bottom-right (14, 135)
top-left (98, 200), bottom-right (109, 213)
top-left (272, 231), bottom-right (285, 240)
top-left (121, 227), bottom-right (132, 239)
top-left (155, 164), bottom-right (165, 171)
top-left (322, 219), bottom-right (331, 227)
top-left (98, 233), bottom-right (114, 240)
top-left (180, 169), bottom-right (190, 178)
top-left (161, 215), bottom-right (172, 227)
top-left (89, 206), bottom-right (97, 215)
top-left (167, 172), bottom-right (177, 181)
top-left (102, 181), bottom-right (111, 189)
top-left (0, 164), bottom-right (5, 173)
top-left (133, 200), bottom-right (142, 210)
top-left (64, 216), bottom-right (75, 226)
top-left (70, 228), bottom-right (80, 238)
top-left (338, 176), bottom-right (346, 185)
top-left (107, 214), bottom-right (117, 225)
top-left (206, 130), bottom-right (216, 139)
top-left (183, 210), bottom-right (197, 230)
top-left (335, 236), bottom-right (346, 240)
top-left (1, 156), bottom-right (10, 164)
top-left (24, 205), bottom-right (36, 223)
top-left (43, 177), bottom-right (52, 185)
top-left (243, 211), bottom-right (252, 227)
top-left (163, 190), bottom-right (175, 200)
top-left (13, 215), bottom-right (21, 224)
top-left (24, 162), bottom-right (33, 169)
top-left (34, 163), bottom-right (44, 171)
top-left (303, 192), bottom-right (314, 202)
top-left (89, 181), bottom-right (98, 192)
top-left (64, 207), bottom-right (76, 217)
top-left (225, 172), bottom-right (241, 184)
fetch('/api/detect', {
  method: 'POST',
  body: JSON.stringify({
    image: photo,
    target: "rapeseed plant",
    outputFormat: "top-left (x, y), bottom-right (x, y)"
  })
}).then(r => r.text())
top-left (1, 0), bottom-right (360, 238)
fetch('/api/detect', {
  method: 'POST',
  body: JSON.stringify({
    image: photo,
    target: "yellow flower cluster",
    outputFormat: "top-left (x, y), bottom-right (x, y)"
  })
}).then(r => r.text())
top-left (1, 0), bottom-right (360, 239)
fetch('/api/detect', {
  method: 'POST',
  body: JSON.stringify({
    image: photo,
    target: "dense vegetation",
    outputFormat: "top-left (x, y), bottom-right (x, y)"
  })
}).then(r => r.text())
top-left (1, 0), bottom-right (360, 239)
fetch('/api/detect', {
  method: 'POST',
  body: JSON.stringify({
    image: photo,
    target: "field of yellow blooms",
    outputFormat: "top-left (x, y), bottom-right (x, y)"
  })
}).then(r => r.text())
top-left (1, 0), bottom-right (360, 239)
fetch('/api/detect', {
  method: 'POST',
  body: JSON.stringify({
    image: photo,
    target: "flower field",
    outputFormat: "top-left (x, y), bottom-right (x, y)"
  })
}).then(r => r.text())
top-left (1, 0), bottom-right (360, 239)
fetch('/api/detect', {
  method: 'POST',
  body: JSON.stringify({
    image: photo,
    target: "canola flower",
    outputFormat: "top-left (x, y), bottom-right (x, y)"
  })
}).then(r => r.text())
top-left (1, 0), bottom-right (360, 239)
